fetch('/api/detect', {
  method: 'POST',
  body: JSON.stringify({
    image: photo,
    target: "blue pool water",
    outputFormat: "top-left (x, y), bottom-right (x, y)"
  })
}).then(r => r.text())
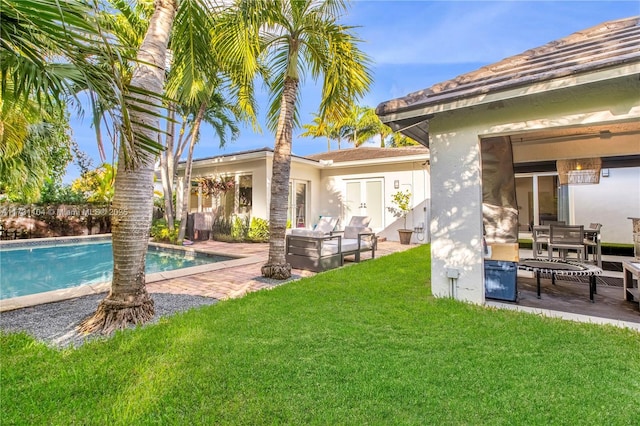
top-left (0, 242), bottom-right (230, 299)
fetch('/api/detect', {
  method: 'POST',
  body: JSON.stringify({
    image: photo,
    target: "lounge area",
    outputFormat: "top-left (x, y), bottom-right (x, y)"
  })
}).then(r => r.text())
top-left (285, 216), bottom-right (377, 272)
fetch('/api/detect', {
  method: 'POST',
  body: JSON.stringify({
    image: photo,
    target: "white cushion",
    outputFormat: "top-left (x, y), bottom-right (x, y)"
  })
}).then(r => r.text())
top-left (342, 239), bottom-right (372, 252)
top-left (343, 226), bottom-right (372, 239)
top-left (348, 216), bottom-right (371, 228)
top-left (321, 240), bottom-right (342, 256)
top-left (343, 226), bottom-right (361, 239)
top-left (290, 229), bottom-right (325, 237)
top-left (315, 217), bottom-right (337, 234)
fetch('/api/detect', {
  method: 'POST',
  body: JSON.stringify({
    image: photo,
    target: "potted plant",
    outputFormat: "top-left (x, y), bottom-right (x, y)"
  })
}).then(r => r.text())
top-left (388, 189), bottom-right (413, 244)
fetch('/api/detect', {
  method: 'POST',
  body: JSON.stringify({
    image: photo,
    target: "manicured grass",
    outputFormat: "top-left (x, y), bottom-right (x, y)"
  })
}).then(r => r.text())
top-left (2, 245), bottom-right (639, 424)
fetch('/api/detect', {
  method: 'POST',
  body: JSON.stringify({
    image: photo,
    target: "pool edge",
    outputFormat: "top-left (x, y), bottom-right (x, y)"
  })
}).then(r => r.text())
top-left (0, 243), bottom-right (264, 312)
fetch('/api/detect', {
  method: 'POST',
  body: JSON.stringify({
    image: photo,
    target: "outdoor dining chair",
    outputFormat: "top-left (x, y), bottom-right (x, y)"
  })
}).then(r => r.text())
top-left (547, 224), bottom-right (585, 261)
top-left (532, 225), bottom-right (550, 259)
top-left (583, 223), bottom-right (602, 267)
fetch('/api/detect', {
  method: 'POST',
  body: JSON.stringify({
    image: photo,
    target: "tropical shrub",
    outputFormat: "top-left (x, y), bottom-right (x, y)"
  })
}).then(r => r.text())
top-left (247, 217), bottom-right (269, 242)
top-left (151, 219), bottom-right (180, 244)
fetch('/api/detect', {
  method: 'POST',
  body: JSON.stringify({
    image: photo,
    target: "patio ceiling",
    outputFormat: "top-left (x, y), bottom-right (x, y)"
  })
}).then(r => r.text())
top-left (509, 121), bottom-right (640, 172)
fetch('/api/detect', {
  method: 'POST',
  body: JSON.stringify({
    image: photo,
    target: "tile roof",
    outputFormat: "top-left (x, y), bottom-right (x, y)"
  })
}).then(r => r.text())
top-left (376, 16), bottom-right (640, 117)
top-left (306, 146), bottom-right (429, 163)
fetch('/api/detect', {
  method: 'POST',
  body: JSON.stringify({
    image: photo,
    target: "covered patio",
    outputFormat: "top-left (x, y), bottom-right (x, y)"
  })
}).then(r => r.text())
top-left (376, 17), bottom-right (640, 322)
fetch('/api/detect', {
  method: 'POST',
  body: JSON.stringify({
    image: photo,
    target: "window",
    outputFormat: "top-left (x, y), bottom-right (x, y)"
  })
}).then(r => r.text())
top-left (238, 175), bottom-right (253, 215)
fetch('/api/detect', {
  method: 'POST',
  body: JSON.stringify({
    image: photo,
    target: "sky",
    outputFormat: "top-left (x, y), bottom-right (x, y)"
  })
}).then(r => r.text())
top-left (65, 0), bottom-right (640, 183)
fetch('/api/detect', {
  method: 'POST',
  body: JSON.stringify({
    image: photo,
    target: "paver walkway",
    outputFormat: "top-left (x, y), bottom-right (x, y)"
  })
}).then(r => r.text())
top-left (147, 240), bottom-right (414, 301)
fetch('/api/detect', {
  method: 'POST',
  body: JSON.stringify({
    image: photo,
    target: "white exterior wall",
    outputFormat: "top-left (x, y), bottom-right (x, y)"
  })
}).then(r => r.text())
top-left (182, 153), bottom-right (322, 223)
top-left (177, 156), bottom-right (269, 218)
top-left (318, 161), bottom-right (430, 243)
top-left (427, 74), bottom-right (640, 304)
top-left (570, 166), bottom-right (640, 244)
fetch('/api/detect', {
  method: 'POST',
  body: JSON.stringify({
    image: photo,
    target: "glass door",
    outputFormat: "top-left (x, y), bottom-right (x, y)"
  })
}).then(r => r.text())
top-left (515, 173), bottom-right (560, 230)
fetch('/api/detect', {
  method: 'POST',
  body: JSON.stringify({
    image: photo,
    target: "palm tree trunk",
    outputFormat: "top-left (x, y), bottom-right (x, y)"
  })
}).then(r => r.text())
top-left (79, 0), bottom-right (176, 335)
top-left (178, 101), bottom-right (207, 242)
top-left (261, 76), bottom-right (299, 279)
top-left (161, 106), bottom-right (177, 229)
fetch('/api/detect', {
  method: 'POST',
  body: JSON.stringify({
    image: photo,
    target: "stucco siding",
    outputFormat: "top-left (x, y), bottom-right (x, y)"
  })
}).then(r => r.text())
top-left (428, 121), bottom-right (485, 303)
top-left (318, 162), bottom-right (430, 243)
top-left (427, 76), bottom-right (640, 304)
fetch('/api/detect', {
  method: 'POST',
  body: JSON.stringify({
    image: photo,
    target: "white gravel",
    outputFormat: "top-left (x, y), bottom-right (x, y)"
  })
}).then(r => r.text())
top-left (0, 293), bottom-right (218, 348)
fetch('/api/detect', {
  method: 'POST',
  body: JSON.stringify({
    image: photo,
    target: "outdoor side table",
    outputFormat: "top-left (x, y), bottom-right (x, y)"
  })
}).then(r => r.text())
top-left (518, 259), bottom-right (602, 303)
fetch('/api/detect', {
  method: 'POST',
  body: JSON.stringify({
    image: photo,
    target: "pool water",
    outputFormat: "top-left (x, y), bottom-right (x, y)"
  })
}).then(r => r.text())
top-left (0, 242), bottom-right (230, 299)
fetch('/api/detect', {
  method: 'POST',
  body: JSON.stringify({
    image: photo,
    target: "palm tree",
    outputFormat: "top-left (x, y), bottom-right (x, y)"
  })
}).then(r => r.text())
top-left (339, 105), bottom-right (380, 147)
top-left (78, 0), bottom-right (178, 334)
top-left (79, 0), bottom-right (256, 333)
top-left (300, 114), bottom-right (333, 152)
top-left (218, 0), bottom-right (372, 279)
top-left (175, 92), bottom-right (240, 242)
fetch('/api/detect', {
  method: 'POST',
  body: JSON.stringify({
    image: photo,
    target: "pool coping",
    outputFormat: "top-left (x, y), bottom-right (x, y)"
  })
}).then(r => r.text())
top-left (0, 235), bottom-right (263, 312)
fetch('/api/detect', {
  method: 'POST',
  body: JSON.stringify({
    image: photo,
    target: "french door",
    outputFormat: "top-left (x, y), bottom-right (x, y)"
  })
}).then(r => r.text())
top-left (345, 179), bottom-right (384, 229)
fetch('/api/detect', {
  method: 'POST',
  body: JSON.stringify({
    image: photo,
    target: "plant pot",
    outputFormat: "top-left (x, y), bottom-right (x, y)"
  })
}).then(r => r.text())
top-left (398, 229), bottom-right (413, 245)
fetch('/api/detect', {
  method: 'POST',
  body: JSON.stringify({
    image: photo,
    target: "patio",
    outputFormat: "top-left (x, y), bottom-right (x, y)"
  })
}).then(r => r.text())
top-left (488, 248), bottom-right (640, 326)
top-left (145, 239), bottom-right (414, 301)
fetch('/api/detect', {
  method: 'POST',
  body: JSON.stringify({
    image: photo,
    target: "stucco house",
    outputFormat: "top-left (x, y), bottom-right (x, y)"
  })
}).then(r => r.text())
top-left (376, 16), bottom-right (640, 304)
top-left (177, 145), bottom-right (431, 244)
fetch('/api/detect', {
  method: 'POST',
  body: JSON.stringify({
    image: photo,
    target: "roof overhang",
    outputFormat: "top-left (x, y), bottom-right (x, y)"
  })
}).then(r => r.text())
top-left (175, 148), bottom-right (320, 172)
top-left (377, 62), bottom-right (640, 148)
top-left (318, 152), bottom-right (430, 169)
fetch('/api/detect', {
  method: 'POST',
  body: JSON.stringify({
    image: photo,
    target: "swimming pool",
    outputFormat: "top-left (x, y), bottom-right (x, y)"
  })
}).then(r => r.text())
top-left (0, 241), bottom-right (231, 300)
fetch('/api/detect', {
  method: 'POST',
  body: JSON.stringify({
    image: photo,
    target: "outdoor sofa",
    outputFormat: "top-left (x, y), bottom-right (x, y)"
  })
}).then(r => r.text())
top-left (285, 216), bottom-right (377, 272)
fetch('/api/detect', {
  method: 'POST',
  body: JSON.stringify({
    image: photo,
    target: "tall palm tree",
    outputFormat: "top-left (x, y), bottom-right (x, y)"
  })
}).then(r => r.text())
top-left (79, 0), bottom-right (257, 334)
top-left (175, 92), bottom-right (240, 242)
top-left (79, 0), bottom-right (178, 334)
top-left (218, 0), bottom-right (372, 279)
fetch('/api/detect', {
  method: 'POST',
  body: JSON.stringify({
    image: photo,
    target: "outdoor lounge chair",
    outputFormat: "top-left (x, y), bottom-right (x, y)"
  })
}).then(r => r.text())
top-left (285, 233), bottom-right (344, 272)
top-left (583, 223), bottom-right (602, 267)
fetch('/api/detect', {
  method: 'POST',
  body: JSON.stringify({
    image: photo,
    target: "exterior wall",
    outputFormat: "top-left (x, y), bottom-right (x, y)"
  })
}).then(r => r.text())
top-left (428, 121), bottom-right (485, 303)
top-left (570, 166), bottom-right (640, 244)
top-left (182, 154), bottom-right (321, 224)
top-left (318, 161), bottom-right (430, 243)
top-left (427, 75), bottom-right (640, 304)
top-left (178, 157), bottom-right (269, 219)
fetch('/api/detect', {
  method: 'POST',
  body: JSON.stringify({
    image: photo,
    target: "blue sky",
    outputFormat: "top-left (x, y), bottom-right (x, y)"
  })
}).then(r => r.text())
top-left (65, 0), bottom-right (640, 182)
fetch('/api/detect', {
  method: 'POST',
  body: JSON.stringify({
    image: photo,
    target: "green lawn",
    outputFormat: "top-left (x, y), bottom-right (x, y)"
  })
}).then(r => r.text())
top-left (2, 245), bottom-right (639, 425)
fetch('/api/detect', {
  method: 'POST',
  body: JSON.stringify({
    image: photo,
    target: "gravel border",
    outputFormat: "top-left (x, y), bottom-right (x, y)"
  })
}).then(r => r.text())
top-left (0, 293), bottom-right (218, 348)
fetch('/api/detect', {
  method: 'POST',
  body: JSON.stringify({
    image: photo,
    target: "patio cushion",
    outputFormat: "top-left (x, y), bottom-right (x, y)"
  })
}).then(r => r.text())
top-left (343, 226), bottom-right (362, 239)
top-left (342, 239), bottom-right (373, 252)
top-left (347, 216), bottom-right (371, 228)
top-left (314, 217), bottom-right (338, 234)
top-left (321, 240), bottom-right (342, 256)
top-left (290, 229), bottom-right (325, 237)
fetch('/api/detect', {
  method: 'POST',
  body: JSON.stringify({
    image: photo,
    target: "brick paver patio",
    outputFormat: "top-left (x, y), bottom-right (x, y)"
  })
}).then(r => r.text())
top-left (146, 240), bottom-right (414, 301)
